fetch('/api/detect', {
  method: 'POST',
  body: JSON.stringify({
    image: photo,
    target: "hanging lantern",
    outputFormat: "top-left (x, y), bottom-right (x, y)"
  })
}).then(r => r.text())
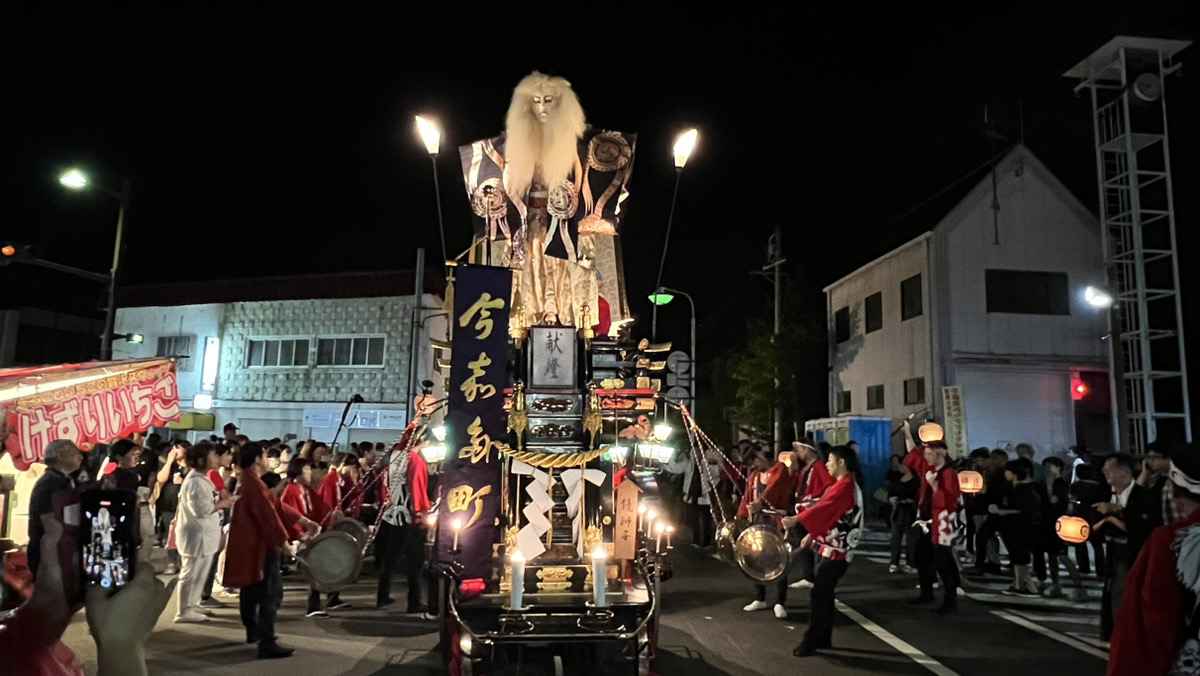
top-left (958, 470), bottom-right (984, 494)
top-left (1055, 515), bottom-right (1091, 544)
top-left (918, 422), bottom-right (944, 442)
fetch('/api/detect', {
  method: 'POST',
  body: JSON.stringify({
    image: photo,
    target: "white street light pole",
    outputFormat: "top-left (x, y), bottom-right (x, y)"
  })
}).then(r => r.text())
top-left (652, 286), bottom-right (696, 417)
top-left (416, 116), bottom-right (448, 266)
top-left (60, 169), bottom-right (129, 361)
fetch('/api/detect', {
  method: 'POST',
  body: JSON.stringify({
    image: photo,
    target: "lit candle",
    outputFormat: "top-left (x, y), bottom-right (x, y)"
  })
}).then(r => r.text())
top-left (637, 503), bottom-right (647, 532)
top-left (645, 509), bottom-right (657, 536)
top-left (510, 550), bottom-right (526, 610)
top-left (591, 546), bottom-right (608, 607)
top-left (655, 522), bottom-right (666, 553)
top-left (452, 518), bottom-right (463, 551)
top-left (666, 525), bottom-right (675, 549)
top-left (425, 513), bottom-right (438, 528)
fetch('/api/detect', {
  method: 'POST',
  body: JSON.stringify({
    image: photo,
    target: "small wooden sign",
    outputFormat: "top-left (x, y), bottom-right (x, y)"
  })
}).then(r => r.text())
top-left (614, 479), bottom-right (641, 560)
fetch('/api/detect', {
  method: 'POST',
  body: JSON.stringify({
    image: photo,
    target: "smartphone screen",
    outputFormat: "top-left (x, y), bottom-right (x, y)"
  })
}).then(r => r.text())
top-left (80, 490), bottom-right (137, 591)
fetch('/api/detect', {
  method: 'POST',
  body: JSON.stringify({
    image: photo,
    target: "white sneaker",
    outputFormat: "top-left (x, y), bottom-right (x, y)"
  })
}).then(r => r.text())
top-left (173, 611), bottom-right (209, 623)
top-left (773, 604), bottom-right (788, 619)
top-left (789, 579), bottom-right (814, 589)
top-left (195, 606), bottom-right (215, 615)
top-left (743, 600), bottom-right (768, 612)
top-left (888, 565), bottom-right (900, 574)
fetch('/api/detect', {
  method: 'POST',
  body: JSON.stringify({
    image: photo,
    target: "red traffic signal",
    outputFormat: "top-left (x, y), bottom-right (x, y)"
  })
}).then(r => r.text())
top-left (1071, 377), bottom-right (1089, 400)
top-left (1, 243), bottom-right (31, 265)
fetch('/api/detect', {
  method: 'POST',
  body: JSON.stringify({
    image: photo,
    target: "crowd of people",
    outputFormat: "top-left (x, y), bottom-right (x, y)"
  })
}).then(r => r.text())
top-left (650, 421), bottom-right (1200, 671)
top-left (3, 420), bottom-right (438, 673)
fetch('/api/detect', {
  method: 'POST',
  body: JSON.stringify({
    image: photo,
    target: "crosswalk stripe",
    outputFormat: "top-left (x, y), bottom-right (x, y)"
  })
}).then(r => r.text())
top-left (991, 609), bottom-right (1108, 660)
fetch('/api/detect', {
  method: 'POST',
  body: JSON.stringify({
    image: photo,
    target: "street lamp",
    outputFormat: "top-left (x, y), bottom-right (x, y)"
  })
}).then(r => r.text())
top-left (415, 115), bottom-right (448, 266)
top-left (59, 168), bottom-right (130, 361)
top-left (1084, 285), bottom-right (1114, 309)
top-left (652, 128), bottom-right (699, 341)
top-left (649, 285), bottom-right (696, 416)
top-left (1083, 283), bottom-right (1127, 450)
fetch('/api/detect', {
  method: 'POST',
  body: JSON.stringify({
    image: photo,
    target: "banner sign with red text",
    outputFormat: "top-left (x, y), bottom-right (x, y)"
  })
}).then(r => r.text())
top-left (1, 358), bottom-right (181, 471)
top-left (437, 265), bottom-right (512, 579)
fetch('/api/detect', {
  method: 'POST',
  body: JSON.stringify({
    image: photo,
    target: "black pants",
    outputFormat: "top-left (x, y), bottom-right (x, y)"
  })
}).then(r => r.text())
top-left (240, 549), bottom-right (282, 645)
top-left (974, 517), bottom-right (1000, 567)
top-left (156, 509), bottom-right (175, 546)
top-left (1100, 541), bottom-right (1129, 642)
top-left (692, 504), bottom-right (714, 547)
top-left (915, 531), bottom-right (959, 607)
top-left (378, 522), bottom-right (423, 607)
top-left (306, 588), bottom-right (341, 613)
top-left (804, 557), bottom-right (849, 646)
top-left (754, 570), bottom-right (790, 604)
top-left (889, 506), bottom-right (917, 567)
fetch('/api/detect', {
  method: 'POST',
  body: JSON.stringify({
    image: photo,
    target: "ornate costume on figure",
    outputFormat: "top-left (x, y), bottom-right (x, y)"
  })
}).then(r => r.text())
top-left (460, 72), bottom-right (635, 330)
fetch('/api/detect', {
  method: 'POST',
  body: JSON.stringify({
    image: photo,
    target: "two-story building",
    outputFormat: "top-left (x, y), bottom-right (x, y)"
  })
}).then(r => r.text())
top-left (824, 144), bottom-right (1111, 457)
top-left (113, 270), bottom-right (447, 449)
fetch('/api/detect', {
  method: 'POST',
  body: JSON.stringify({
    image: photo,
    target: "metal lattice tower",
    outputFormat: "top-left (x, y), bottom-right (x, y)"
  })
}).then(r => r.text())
top-left (1066, 37), bottom-right (1193, 452)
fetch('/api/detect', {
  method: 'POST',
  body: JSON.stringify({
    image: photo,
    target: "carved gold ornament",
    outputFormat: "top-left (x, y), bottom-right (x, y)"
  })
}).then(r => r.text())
top-left (587, 132), bottom-right (632, 172)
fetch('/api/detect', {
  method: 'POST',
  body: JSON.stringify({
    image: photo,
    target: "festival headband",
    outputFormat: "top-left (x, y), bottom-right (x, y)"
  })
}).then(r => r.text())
top-left (1169, 461), bottom-right (1200, 494)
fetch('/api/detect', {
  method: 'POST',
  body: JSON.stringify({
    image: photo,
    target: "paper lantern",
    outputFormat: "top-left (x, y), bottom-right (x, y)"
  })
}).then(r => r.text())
top-left (1055, 515), bottom-right (1090, 544)
top-left (958, 470), bottom-right (984, 494)
top-left (918, 422), bottom-right (944, 442)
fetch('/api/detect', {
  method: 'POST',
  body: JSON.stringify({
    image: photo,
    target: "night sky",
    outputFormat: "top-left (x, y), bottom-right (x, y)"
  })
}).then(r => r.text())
top-left (4, 10), bottom-right (1198, 427)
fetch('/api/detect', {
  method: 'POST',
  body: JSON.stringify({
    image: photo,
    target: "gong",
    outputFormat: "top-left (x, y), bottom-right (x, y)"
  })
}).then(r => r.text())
top-left (733, 524), bottom-right (791, 582)
top-left (715, 517), bottom-right (750, 565)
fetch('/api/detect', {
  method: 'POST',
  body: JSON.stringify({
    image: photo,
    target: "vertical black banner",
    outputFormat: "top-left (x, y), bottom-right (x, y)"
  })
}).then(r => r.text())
top-left (437, 264), bottom-right (512, 579)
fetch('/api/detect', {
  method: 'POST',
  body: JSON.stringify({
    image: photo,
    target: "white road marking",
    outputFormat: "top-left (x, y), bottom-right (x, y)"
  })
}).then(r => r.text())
top-left (834, 600), bottom-right (960, 676)
top-left (991, 610), bottom-right (1108, 660)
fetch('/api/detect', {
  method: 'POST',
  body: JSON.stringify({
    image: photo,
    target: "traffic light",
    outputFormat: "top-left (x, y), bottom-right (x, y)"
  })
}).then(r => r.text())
top-left (1071, 377), bottom-right (1090, 401)
top-left (0, 243), bottom-right (32, 266)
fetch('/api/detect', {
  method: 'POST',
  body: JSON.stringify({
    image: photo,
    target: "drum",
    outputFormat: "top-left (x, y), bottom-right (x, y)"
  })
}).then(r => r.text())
top-left (733, 525), bottom-right (791, 582)
top-left (297, 531), bottom-right (362, 593)
top-left (330, 518), bottom-right (369, 548)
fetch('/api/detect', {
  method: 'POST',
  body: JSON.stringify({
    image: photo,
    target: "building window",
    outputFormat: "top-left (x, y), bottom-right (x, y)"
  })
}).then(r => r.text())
top-left (246, 338), bottom-right (310, 368)
top-left (901, 274), bottom-right (922, 321)
top-left (316, 336), bottom-right (385, 367)
top-left (157, 335), bottom-right (196, 372)
top-left (864, 292), bottom-right (883, 333)
top-left (985, 269), bottom-right (1070, 315)
top-left (834, 306), bottom-right (851, 344)
top-left (904, 377), bottom-right (926, 405)
top-left (866, 384), bottom-right (885, 410)
top-left (836, 391), bottom-right (851, 414)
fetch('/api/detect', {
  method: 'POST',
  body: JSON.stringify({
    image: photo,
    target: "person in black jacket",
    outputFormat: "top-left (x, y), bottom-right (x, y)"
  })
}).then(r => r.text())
top-left (1094, 452), bottom-right (1163, 642)
top-left (884, 455), bottom-right (918, 573)
top-left (26, 440), bottom-right (83, 581)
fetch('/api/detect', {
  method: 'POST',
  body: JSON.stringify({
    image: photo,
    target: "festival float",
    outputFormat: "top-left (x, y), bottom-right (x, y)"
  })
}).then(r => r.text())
top-left (417, 71), bottom-right (691, 676)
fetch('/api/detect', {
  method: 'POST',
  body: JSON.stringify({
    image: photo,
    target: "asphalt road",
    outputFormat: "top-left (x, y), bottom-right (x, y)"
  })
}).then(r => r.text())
top-left (58, 530), bottom-right (1110, 675)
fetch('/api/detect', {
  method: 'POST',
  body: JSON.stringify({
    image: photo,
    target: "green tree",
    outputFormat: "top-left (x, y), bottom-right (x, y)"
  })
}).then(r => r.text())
top-left (726, 270), bottom-right (827, 444)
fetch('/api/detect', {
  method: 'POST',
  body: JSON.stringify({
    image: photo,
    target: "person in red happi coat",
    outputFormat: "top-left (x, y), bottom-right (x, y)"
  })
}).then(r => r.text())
top-left (224, 442), bottom-right (318, 659)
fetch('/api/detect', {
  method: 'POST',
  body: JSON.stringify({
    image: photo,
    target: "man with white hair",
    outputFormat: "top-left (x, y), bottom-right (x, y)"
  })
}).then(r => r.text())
top-left (26, 439), bottom-right (83, 580)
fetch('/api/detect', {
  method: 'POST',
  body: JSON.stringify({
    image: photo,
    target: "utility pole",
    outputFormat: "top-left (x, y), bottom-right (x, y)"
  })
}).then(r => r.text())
top-left (100, 178), bottom-right (130, 361)
top-left (762, 224), bottom-right (786, 448)
top-left (407, 247), bottom-right (426, 425)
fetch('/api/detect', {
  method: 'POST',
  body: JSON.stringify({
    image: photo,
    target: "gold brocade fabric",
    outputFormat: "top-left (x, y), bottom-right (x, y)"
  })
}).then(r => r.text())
top-left (490, 194), bottom-right (599, 328)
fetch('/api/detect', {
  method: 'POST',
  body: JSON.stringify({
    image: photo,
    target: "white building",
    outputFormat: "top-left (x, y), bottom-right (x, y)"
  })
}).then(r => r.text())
top-left (824, 145), bottom-right (1111, 457)
top-left (113, 271), bottom-right (447, 448)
